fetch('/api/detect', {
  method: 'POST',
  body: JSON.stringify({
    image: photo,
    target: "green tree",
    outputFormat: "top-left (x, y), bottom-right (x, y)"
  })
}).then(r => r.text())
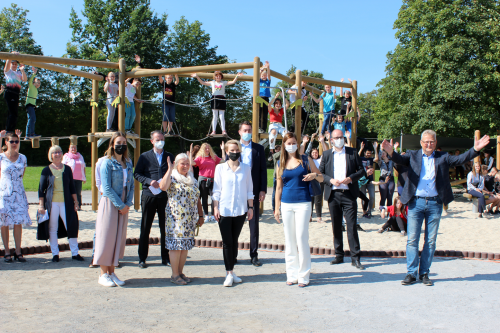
top-left (374, 0), bottom-right (500, 139)
top-left (358, 89), bottom-right (378, 138)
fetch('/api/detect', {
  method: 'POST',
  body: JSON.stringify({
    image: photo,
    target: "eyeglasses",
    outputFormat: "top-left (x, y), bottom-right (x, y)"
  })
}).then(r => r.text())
top-left (8, 140), bottom-right (19, 144)
top-left (53, 151), bottom-right (62, 154)
top-left (422, 141), bottom-right (436, 145)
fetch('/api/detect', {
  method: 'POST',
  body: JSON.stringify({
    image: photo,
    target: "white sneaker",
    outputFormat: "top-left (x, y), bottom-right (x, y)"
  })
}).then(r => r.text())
top-left (110, 273), bottom-right (126, 286)
top-left (98, 273), bottom-right (116, 287)
top-left (223, 273), bottom-right (234, 287)
top-left (232, 273), bottom-right (242, 283)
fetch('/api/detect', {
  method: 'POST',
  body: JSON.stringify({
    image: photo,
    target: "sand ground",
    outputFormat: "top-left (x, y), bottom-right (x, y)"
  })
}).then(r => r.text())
top-left (10, 188), bottom-right (500, 254)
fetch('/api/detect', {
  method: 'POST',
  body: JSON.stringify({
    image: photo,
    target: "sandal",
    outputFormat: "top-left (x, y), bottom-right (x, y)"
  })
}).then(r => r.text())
top-left (286, 281), bottom-right (297, 286)
top-left (298, 283), bottom-right (309, 288)
top-left (4, 254), bottom-right (13, 263)
top-left (179, 273), bottom-right (191, 283)
top-left (170, 275), bottom-right (187, 285)
top-left (13, 253), bottom-right (26, 262)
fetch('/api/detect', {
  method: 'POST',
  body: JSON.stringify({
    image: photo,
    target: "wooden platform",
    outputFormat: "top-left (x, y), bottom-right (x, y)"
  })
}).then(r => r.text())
top-left (450, 179), bottom-right (467, 186)
top-left (207, 134), bottom-right (228, 138)
top-left (259, 133), bottom-right (283, 139)
top-left (90, 132), bottom-right (140, 141)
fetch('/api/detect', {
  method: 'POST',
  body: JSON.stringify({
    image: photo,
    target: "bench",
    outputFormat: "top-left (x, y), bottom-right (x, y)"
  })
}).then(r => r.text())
top-left (463, 193), bottom-right (490, 213)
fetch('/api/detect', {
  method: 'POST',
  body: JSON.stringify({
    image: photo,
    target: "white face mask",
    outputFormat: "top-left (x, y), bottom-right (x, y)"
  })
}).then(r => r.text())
top-left (333, 138), bottom-right (344, 148)
top-left (285, 144), bottom-right (298, 153)
top-left (154, 140), bottom-right (165, 149)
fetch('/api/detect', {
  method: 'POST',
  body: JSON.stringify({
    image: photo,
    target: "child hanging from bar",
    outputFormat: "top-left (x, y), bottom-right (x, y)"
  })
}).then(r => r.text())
top-left (104, 71), bottom-right (118, 132)
top-left (267, 91), bottom-right (289, 161)
top-left (191, 71), bottom-right (243, 135)
top-left (25, 66), bottom-right (41, 139)
top-left (124, 77), bottom-right (142, 133)
top-left (3, 52), bottom-right (27, 134)
top-left (158, 71), bottom-right (179, 135)
top-left (258, 61), bottom-right (271, 133)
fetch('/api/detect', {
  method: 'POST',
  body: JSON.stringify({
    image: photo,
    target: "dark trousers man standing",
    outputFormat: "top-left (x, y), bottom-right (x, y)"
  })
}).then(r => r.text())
top-left (138, 196), bottom-right (169, 265)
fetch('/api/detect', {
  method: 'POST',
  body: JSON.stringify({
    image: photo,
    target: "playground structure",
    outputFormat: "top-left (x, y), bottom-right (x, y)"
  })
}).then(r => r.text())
top-left (1, 52), bottom-right (360, 212)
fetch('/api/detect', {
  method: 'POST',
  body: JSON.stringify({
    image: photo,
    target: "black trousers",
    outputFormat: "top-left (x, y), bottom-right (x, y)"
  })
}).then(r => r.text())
top-left (138, 195), bottom-right (169, 262)
top-left (311, 183), bottom-right (325, 218)
top-left (379, 179), bottom-right (395, 207)
top-left (381, 216), bottom-right (406, 232)
top-left (199, 179), bottom-right (214, 215)
top-left (235, 205), bottom-right (260, 259)
top-left (358, 191), bottom-right (370, 212)
top-left (4, 91), bottom-right (19, 132)
top-left (219, 214), bottom-right (246, 271)
top-left (289, 106), bottom-right (308, 133)
top-left (258, 96), bottom-right (269, 131)
top-left (74, 180), bottom-right (83, 207)
top-left (327, 190), bottom-right (361, 259)
top-left (111, 108), bottom-right (119, 131)
top-left (455, 166), bottom-right (465, 180)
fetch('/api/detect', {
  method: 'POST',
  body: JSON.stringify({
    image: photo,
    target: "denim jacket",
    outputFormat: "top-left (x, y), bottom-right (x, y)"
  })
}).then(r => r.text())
top-left (100, 157), bottom-right (134, 210)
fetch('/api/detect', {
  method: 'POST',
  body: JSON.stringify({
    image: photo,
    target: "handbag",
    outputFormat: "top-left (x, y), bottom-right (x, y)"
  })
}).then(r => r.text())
top-left (302, 155), bottom-right (322, 197)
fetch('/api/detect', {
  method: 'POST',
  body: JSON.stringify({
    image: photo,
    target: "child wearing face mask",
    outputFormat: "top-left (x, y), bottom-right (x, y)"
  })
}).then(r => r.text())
top-left (191, 71), bottom-right (243, 136)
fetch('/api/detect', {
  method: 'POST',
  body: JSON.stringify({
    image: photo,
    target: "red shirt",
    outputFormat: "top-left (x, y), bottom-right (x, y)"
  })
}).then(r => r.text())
top-left (194, 156), bottom-right (221, 178)
top-left (269, 107), bottom-right (284, 123)
top-left (387, 205), bottom-right (408, 222)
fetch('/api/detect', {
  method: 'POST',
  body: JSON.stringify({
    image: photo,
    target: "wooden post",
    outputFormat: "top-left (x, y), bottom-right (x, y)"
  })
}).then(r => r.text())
top-left (69, 135), bottom-right (78, 146)
top-left (319, 99), bottom-right (324, 155)
top-left (497, 136), bottom-right (500, 170)
top-left (295, 70), bottom-right (302, 139)
top-left (351, 80), bottom-right (358, 148)
top-left (252, 56), bottom-right (260, 143)
top-left (91, 79), bottom-right (99, 211)
top-left (119, 59), bottom-right (126, 133)
top-left (51, 137), bottom-right (59, 146)
top-left (134, 85), bottom-right (142, 211)
top-left (474, 130), bottom-right (481, 165)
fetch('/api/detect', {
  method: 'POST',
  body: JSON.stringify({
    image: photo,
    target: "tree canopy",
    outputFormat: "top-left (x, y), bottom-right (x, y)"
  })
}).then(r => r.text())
top-left (374, 0), bottom-right (500, 139)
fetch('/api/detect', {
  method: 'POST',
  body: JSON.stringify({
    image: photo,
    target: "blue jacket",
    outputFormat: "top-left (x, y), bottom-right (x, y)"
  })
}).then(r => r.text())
top-left (390, 148), bottom-right (479, 205)
top-left (100, 157), bottom-right (134, 210)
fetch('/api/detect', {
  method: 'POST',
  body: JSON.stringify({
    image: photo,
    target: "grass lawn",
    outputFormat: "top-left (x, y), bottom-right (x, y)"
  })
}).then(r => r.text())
top-left (23, 167), bottom-right (92, 192)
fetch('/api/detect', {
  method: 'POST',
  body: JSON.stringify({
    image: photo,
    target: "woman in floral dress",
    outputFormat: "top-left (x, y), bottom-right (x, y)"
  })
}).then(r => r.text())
top-left (0, 133), bottom-right (31, 262)
top-left (160, 152), bottom-right (204, 285)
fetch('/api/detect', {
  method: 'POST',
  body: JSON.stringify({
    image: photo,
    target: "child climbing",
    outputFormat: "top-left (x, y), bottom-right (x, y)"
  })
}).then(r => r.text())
top-left (259, 61), bottom-right (271, 133)
top-left (267, 91), bottom-right (289, 160)
top-left (309, 85), bottom-right (336, 135)
top-left (3, 51), bottom-right (27, 133)
top-left (124, 77), bottom-right (142, 133)
top-left (25, 66), bottom-right (41, 139)
top-left (158, 71), bottom-right (179, 135)
top-left (191, 71), bottom-right (243, 135)
top-left (104, 72), bottom-right (118, 132)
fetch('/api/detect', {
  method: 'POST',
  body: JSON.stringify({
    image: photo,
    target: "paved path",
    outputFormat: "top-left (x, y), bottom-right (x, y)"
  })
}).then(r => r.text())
top-left (1, 246), bottom-right (499, 332)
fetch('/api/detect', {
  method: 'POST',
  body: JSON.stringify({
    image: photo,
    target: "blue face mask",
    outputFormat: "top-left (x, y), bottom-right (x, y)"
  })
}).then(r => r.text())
top-left (241, 133), bottom-right (252, 142)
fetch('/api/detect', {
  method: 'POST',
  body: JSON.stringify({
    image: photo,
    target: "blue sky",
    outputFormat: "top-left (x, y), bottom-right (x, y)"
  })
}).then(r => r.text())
top-left (17, 0), bottom-right (402, 93)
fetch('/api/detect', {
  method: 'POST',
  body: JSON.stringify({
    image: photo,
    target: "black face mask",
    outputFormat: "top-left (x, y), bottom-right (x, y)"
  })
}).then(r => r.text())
top-left (114, 144), bottom-right (127, 155)
top-left (228, 152), bottom-right (241, 161)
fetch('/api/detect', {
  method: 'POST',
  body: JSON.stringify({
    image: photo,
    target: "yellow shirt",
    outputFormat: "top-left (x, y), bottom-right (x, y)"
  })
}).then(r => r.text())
top-left (50, 165), bottom-right (65, 203)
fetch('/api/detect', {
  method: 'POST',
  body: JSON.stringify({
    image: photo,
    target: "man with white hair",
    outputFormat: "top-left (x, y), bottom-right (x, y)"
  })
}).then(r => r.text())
top-left (381, 129), bottom-right (490, 286)
top-left (134, 130), bottom-right (174, 268)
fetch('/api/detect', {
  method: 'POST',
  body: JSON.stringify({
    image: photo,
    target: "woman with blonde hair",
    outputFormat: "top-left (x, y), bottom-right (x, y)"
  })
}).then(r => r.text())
top-left (38, 144), bottom-right (83, 262)
top-left (192, 142), bottom-right (223, 222)
top-left (213, 139), bottom-right (254, 287)
top-left (93, 132), bottom-right (134, 287)
top-left (274, 132), bottom-right (323, 287)
top-left (467, 162), bottom-right (486, 218)
top-left (160, 152), bottom-right (204, 285)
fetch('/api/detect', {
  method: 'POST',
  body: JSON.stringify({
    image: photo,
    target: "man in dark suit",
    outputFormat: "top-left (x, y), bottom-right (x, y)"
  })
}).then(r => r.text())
top-left (381, 130), bottom-right (490, 286)
top-left (134, 130), bottom-right (175, 268)
top-left (238, 121), bottom-right (267, 266)
top-left (319, 129), bottom-right (366, 269)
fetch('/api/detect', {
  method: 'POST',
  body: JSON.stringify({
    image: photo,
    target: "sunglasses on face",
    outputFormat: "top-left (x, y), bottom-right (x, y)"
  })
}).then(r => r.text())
top-left (8, 140), bottom-right (19, 144)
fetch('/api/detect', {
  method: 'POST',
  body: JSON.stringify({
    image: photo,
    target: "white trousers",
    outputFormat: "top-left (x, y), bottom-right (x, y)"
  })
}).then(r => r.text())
top-left (49, 202), bottom-right (79, 256)
top-left (268, 123), bottom-right (286, 149)
top-left (105, 100), bottom-right (115, 130)
top-left (281, 202), bottom-right (312, 284)
top-left (212, 109), bottom-right (226, 132)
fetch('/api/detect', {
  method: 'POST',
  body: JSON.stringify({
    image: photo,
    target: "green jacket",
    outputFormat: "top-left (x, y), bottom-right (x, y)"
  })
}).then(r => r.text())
top-left (26, 74), bottom-right (38, 106)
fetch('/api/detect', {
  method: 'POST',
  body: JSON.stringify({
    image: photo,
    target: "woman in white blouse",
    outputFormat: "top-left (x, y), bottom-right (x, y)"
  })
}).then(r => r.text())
top-left (213, 139), bottom-right (254, 287)
top-left (467, 162), bottom-right (486, 218)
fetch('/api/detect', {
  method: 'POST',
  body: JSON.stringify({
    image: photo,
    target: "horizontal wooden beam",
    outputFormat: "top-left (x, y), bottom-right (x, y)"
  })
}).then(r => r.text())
top-left (93, 132), bottom-right (139, 139)
top-left (292, 74), bottom-right (353, 89)
top-left (21, 60), bottom-right (104, 81)
top-left (259, 133), bottom-right (283, 140)
top-left (269, 70), bottom-right (323, 95)
top-left (0, 52), bottom-right (119, 69)
top-left (127, 62), bottom-right (255, 78)
top-left (176, 73), bottom-right (253, 82)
